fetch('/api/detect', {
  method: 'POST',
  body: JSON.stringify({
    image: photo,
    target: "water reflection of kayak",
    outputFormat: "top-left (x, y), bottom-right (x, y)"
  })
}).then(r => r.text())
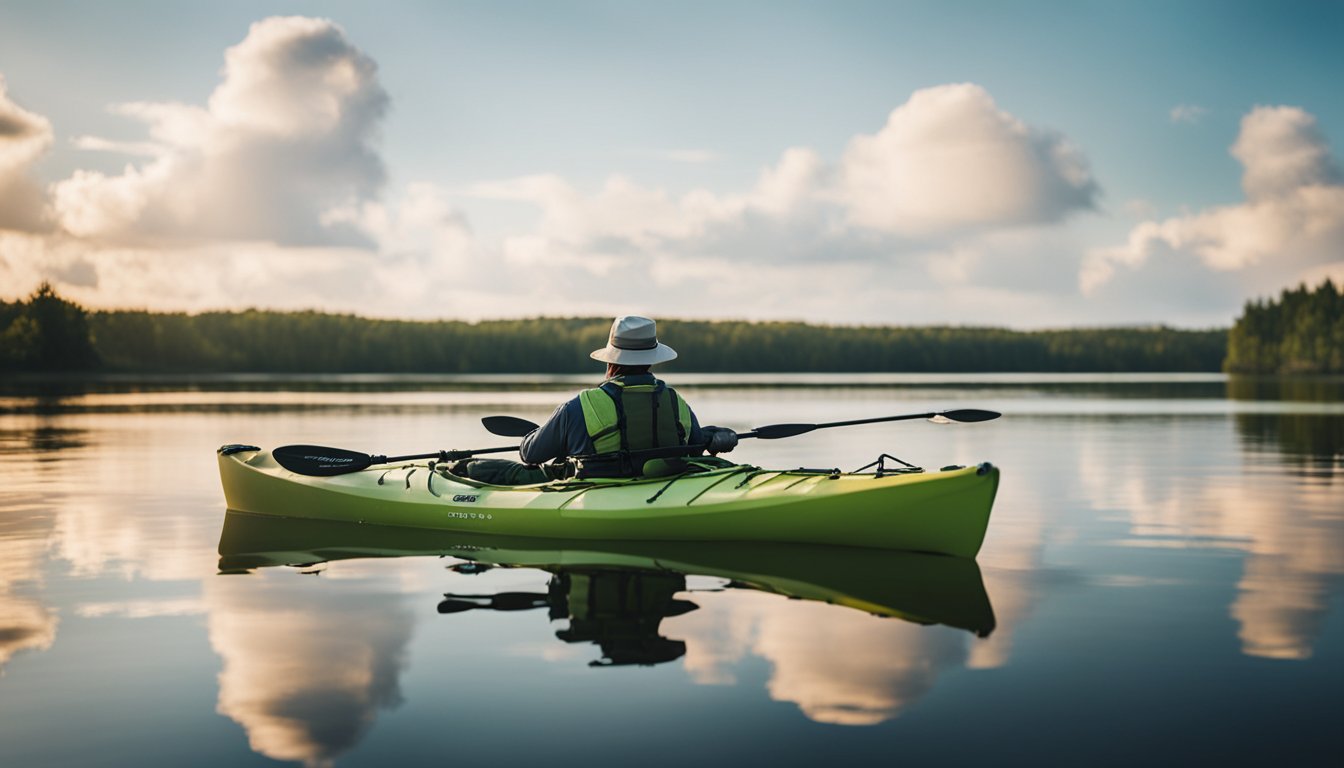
top-left (218, 448), bottom-right (1000, 557)
top-left (217, 511), bottom-right (996, 638)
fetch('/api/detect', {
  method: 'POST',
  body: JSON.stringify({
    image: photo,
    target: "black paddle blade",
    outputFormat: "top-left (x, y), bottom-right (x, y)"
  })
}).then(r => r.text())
top-left (940, 409), bottom-right (1002, 423)
top-left (482, 415), bottom-right (541, 437)
top-left (751, 423), bottom-right (819, 440)
top-left (272, 444), bottom-right (374, 476)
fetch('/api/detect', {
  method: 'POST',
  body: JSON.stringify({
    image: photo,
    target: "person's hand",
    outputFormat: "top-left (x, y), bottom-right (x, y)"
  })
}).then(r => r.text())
top-left (705, 426), bottom-right (738, 455)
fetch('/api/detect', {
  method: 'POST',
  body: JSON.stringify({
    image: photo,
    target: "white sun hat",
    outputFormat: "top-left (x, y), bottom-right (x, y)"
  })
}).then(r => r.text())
top-left (589, 315), bottom-right (679, 366)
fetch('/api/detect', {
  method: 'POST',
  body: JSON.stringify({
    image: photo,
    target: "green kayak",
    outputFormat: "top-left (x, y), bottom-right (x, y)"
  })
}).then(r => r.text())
top-left (217, 511), bottom-right (996, 636)
top-left (217, 447), bottom-right (1000, 557)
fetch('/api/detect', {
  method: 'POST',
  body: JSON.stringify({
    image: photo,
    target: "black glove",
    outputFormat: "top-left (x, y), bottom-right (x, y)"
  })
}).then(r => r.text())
top-left (704, 426), bottom-right (738, 455)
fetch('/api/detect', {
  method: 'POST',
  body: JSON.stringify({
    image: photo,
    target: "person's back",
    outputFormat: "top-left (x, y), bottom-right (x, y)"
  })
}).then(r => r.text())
top-left (455, 316), bottom-right (736, 484)
top-left (529, 366), bottom-right (692, 478)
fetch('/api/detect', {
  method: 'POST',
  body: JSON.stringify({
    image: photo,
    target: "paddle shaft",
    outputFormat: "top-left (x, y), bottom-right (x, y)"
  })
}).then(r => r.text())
top-left (753, 411), bottom-right (938, 434)
top-left (740, 409), bottom-right (977, 439)
top-left (584, 409), bottom-right (1000, 461)
top-left (381, 445), bottom-right (519, 464)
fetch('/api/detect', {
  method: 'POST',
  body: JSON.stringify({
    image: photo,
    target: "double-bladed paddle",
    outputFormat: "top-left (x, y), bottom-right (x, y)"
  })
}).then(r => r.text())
top-left (273, 408), bottom-right (1000, 477)
top-left (480, 409), bottom-right (1001, 442)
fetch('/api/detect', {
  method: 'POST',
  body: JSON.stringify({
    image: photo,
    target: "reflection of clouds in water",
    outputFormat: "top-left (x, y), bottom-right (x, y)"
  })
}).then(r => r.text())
top-left (967, 567), bottom-right (1034, 670)
top-left (75, 598), bottom-right (205, 618)
top-left (1077, 423), bottom-right (1344, 661)
top-left (1233, 552), bottom-right (1332, 660)
top-left (53, 494), bottom-right (218, 581)
top-left (970, 478), bottom-right (1048, 670)
top-left (674, 593), bottom-right (757, 686)
top-left (0, 421), bottom-right (221, 674)
top-left (206, 569), bottom-right (415, 767)
top-left (1, 415), bottom-right (223, 583)
top-left (0, 496), bottom-right (59, 673)
top-left (1219, 481), bottom-right (1343, 660)
top-left (665, 435), bottom-right (1051, 723)
top-left (667, 591), bottom-right (974, 726)
top-left (0, 587), bottom-right (57, 672)
top-left (758, 602), bottom-right (967, 726)
top-left (43, 458), bottom-right (219, 582)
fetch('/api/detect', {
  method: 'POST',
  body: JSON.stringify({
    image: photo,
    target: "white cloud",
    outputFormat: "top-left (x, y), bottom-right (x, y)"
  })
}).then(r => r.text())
top-left (1170, 104), bottom-right (1208, 124)
top-left (743, 146), bottom-right (828, 218)
top-left (0, 76), bottom-right (50, 173)
top-left (447, 84), bottom-right (1103, 323)
top-left (471, 85), bottom-right (1095, 256)
top-left (14, 24), bottom-right (1252, 328)
top-left (1233, 106), bottom-right (1342, 199)
top-left (326, 182), bottom-right (472, 261)
top-left (6, 50), bottom-right (1124, 324)
top-left (836, 83), bottom-right (1097, 236)
top-left (7, 12), bottom-right (1335, 328)
top-left (49, 16), bottom-right (387, 247)
top-left (0, 75), bottom-right (53, 233)
top-left (71, 135), bottom-right (164, 157)
top-left (471, 173), bottom-right (720, 249)
top-left (1085, 105), bottom-right (1344, 295)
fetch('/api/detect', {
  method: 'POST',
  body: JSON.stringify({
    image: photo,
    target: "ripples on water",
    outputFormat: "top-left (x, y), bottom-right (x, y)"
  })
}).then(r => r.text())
top-left (0, 374), bottom-right (1341, 766)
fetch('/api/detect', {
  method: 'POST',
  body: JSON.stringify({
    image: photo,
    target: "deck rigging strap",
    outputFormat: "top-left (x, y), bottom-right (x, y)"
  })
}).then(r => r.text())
top-left (853, 453), bottom-right (923, 478)
top-left (645, 472), bottom-right (691, 504)
top-left (682, 465), bottom-right (757, 506)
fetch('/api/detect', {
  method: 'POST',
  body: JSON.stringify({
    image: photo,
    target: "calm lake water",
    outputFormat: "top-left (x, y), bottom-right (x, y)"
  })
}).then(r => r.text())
top-left (1, 374), bottom-right (1341, 766)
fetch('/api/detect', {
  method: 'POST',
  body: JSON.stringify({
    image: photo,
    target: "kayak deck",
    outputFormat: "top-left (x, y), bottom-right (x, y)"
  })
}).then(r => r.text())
top-left (218, 448), bottom-right (1000, 557)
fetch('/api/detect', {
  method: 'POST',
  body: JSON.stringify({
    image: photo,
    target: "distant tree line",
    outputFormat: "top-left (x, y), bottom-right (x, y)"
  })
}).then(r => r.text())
top-left (2, 284), bottom-right (1231, 373)
top-left (0, 283), bottom-right (99, 371)
top-left (1225, 280), bottom-right (1344, 374)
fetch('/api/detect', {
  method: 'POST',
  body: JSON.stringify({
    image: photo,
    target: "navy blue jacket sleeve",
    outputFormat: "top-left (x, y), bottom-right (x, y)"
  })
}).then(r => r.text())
top-left (687, 407), bottom-right (704, 445)
top-left (518, 397), bottom-right (594, 464)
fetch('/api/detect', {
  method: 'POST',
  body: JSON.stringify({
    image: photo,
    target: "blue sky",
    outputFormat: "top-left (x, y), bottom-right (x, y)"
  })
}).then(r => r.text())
top-left (1, 1), bottom-right (1342, 325)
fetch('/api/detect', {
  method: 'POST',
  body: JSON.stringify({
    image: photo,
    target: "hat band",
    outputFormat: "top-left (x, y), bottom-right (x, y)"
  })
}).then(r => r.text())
top-left (611, 334), bottom-right (658, 351)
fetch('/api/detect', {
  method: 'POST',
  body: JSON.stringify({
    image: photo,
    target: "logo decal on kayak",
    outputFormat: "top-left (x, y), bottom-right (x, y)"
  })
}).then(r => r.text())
top-left (445, 511), bottom-right (492, 520)
top-left (452, 495), bottom-right (478, 503)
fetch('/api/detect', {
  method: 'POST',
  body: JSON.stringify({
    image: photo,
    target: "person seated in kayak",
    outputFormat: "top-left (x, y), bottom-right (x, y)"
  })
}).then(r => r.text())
top-left (454, 316), bottom-right (738, 484)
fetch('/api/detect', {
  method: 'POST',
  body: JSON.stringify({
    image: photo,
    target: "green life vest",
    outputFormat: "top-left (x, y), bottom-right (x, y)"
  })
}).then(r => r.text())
top-left (577, 374), bottom-right (692, 476)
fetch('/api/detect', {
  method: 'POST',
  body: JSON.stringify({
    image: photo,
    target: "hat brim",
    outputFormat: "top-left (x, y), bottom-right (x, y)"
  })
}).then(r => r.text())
top-left (590, 343), bottom-right (678, 366)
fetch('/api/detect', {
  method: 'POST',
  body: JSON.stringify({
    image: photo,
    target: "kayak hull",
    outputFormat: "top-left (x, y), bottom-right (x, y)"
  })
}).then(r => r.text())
top-left (218, 448), bottom-right (1000, 557)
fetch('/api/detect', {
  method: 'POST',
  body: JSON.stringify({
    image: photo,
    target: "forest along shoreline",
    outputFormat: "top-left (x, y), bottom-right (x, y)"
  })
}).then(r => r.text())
top-left (1, 281), bottom-right (1340, 375)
